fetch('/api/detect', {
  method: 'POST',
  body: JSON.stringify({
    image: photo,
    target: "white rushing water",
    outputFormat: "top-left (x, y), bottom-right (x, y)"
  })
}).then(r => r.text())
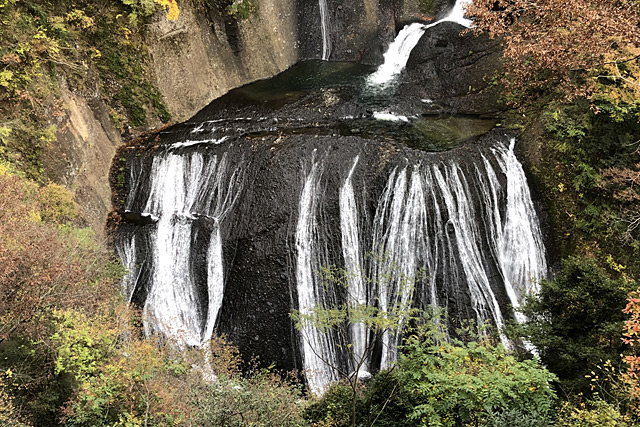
top-left (339, 157), bottom-right (371, 379)
top-left (319, 0), bottom-right (331, 60)
top-left (373, 112), bottom-right (410, 122)
top-left (296, 152), bottom-right (339, 395)
top-left (372, 165), bottom-right (430, 368)
top-left (143, 153), bottom-right (203, 347)
top-left (294, 139), bottom-right (547, 390)
top-left (115, 232), bottom-right (139, 303)
top-left (367, 0), bottom-right (472, 85)
top-left (120, 148), bottom-right (244, 349)
top-left (447, 0), bottom-right (473, 27)
top-left (367, 22), bottom-right (429, 85)
top-left (368, 141), bottom-right (546, 368)
top-left (494, 139), bottom-right (547, 320)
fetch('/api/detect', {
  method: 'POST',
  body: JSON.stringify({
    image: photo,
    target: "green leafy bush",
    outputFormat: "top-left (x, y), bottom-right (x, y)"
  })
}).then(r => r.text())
top-left (395, 336), bottom-right (557, 426)
top-left (189, 369), bottom-right (308, 427)
top-left (557, 398), bottom-right (632, 427)
top-left (519, 257), bottom-right (633, 396)
top-left (304, 322), bottom-right (557, 427)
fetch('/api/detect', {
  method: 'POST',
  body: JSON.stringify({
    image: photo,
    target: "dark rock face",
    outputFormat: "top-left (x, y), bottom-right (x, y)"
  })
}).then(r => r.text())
top-left (109, 46), bottom-right (544, 379)
top-left (295, 0), bottom-right (458, 64)
top-left (403, 22), bottom-right (504, 116)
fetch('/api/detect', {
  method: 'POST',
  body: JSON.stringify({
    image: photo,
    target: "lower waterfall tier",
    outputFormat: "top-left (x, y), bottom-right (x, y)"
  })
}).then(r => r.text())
top-left (111, 125), bottom-right (547, 394)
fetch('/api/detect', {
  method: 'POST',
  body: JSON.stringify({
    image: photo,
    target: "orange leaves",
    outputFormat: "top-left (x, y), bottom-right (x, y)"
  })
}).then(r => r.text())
top-left (622, 291), bottom-right (640, 411)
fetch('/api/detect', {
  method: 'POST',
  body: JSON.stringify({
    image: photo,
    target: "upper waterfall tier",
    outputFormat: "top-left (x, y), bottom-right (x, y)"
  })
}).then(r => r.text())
top-left (367, 0), bottom-right (473, 85)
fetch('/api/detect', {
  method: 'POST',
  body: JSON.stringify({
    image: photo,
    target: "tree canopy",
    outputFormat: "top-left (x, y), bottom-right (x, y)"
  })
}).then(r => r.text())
top-left (467, 0), bottom-right (640, 106)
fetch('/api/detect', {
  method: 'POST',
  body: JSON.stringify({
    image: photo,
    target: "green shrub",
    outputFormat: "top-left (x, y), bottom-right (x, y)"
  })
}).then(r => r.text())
top-left (557, 398), bottom-right (632, 427)
top-left (486, 408), bottom-right (554, 427)
top-left (304, 383), bottom-right (356, 427)
top-left (190, 370), bottom-right (308, 427)
top-left (519, 256), bottom-right (633, 396)
top-left (395, 336), bottom-right (557, 426)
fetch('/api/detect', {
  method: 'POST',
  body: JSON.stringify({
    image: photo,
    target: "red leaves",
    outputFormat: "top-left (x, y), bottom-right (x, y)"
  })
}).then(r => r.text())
top-left (622, 290), bottom-right (640, 406)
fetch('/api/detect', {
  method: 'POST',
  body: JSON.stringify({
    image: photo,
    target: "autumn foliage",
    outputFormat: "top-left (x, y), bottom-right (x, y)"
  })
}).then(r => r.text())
top-left (154, 0), bottom-right (180, 21)
top-left (467, 0), bottom-right (640, 104)
top-left (623, 290), bottom-right (640, 414)
top-left (0, 165), bottom-right (305, 426)
top-left (0, 167), bottom-right (122, 343)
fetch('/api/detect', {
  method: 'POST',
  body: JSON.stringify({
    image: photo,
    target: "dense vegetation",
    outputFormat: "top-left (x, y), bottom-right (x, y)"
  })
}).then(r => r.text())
top-left (2, 0), bottom-right (640, 425)
top-left (468, 0), bottom-right (640, 423)
top-left (0, 0), bottom-right (176, 182)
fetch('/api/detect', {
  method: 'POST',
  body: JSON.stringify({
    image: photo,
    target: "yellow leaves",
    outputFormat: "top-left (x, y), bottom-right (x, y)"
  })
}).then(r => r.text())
top-left (154, 0), bottom-right (180, 21)
top-left (27, 209), bottom-right (41, 223)
top-left (605, 254), bottom-right (627, 273)
top-left (0, 69), bottom-right (13, 87)
top-left (65, 9), bottom-right (95, 29)
top-left (37, 182), bottom-right (78, 224)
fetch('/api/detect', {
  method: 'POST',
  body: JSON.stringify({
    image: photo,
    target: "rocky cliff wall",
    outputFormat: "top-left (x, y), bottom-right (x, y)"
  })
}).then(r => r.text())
top-left (146, 0), bottom-right (299, 123)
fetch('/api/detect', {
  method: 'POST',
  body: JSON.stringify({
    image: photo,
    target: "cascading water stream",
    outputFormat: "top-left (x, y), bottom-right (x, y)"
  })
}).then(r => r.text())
top-left (367, 22), bottom-right (430, 86)
top-left (372, 165), bottom-right (429, 368)
top-left (339, 156), bottom-right (371, 379)
top-left (367, 0), bottom-right (472, 85)
top-left (447, 0), bottom-right (473, 27)
top-left (119, 147), bottom-right (244, 349)
top-left (296, 152), bottom-right (340, 395)
top-left (143, 153), bottom-right (204, 347)
top-left (430, 162), bottom-right (506, 336)
top-left (494, 139), bottom-right (548, 320)
top-left (115, 233), bottom-right (139, 303)
top-left (293, 139), bottom-right (547, 387)
top-left (319, 0), bottom-right (331, 60)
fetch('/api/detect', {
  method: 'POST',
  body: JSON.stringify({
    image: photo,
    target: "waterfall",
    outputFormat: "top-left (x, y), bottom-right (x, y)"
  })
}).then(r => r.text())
top-left (372, 165), bottom-right (430, 368)
top-left (204, 224), bottom-right (224, 343)
top-left (339, 156), bottom-right (371, 379)
top-left (430, 161), bottom-right (506, 335)
top-left (111, 31), bottom-right (545, 394)
top-left (118, 146), bottom-right (244, 349)
top-left (494, 139), bottom-right (547, 320)
top-left (295, 152), bottom-right (340, 395)
top-left (447, 0), bottom-right (473, 27)
top-left (300, 139), bottom-right (546, 381)
top-left (114, 134), bottom-right (546, 394)
top-left (367, 0), bottom-right (472, 85)
top-left (142, 153), bottom-right (204, 347)
top-left (319, 0), bottom-right (331, 60)
top-left (367, 22), bottom-right (428, 85)
top-left (115, 232), bottom-right (139, 303)
top-left (290, 138), bottom-right (546, 391)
